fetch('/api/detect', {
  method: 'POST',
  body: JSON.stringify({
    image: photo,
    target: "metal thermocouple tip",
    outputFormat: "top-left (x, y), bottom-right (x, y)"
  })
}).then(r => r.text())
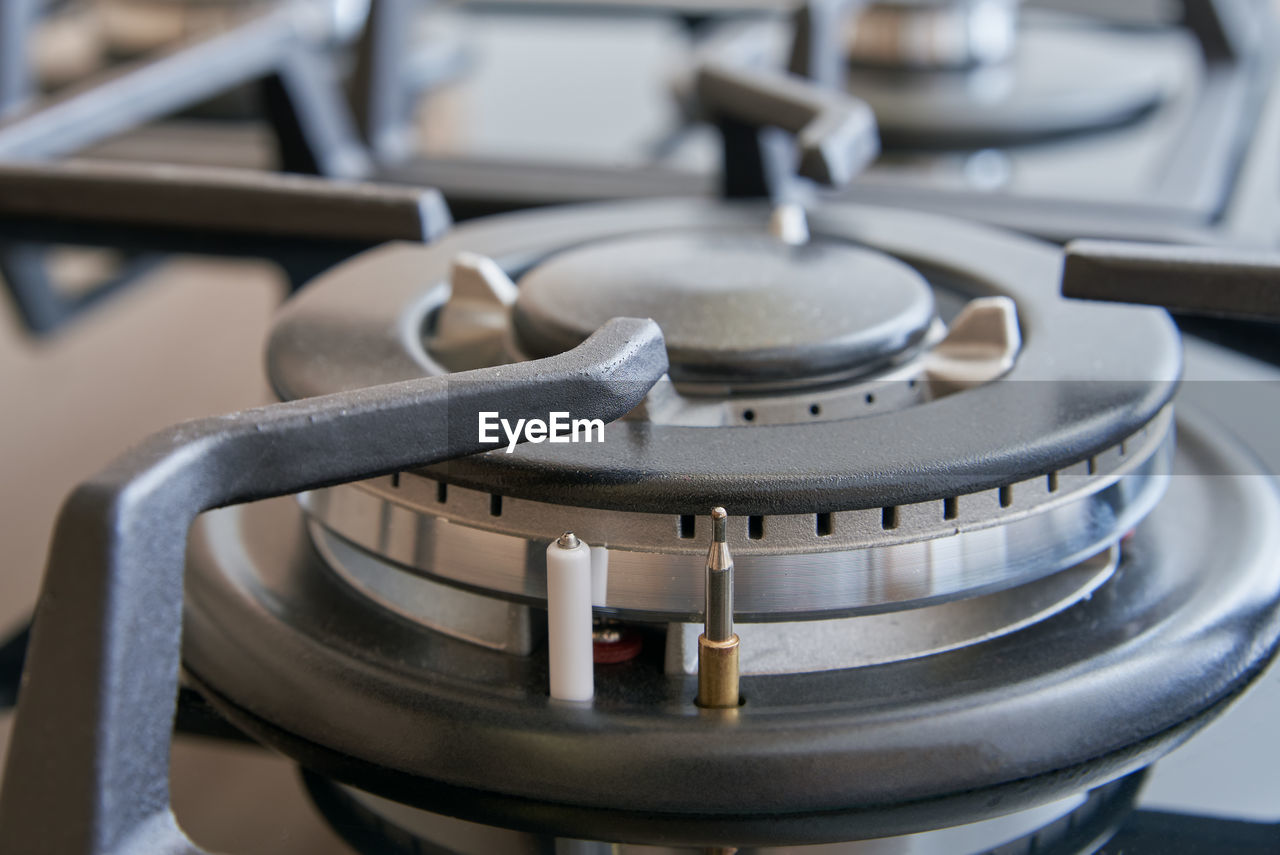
top-left (697, 507), bottom-right (740, 708)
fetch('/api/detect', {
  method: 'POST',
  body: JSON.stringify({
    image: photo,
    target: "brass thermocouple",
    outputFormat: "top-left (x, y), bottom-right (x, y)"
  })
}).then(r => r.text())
top-left (697, 507), bottom-right (740, 708)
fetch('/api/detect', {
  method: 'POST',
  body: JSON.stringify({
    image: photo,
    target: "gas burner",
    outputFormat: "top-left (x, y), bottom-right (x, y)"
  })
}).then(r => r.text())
top-left (846, 20), bottom-right (1183, 147)
top-left (797, 0), bottom-right (1280, 239)
top-left (272, 200), bottom-right (1176, 511)
top-left (271, 200), bottom-right (1177, 624)
top-left (819, 1), bottom-right (1183, 147)
top-left (123, 199), bottom-right (1266, 850)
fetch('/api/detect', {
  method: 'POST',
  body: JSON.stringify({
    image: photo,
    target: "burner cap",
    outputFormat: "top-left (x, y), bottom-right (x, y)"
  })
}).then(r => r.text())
top-left (850, 25), bottom-right (1182, 147)
top-left (513, 232), bottom-right (936, 384)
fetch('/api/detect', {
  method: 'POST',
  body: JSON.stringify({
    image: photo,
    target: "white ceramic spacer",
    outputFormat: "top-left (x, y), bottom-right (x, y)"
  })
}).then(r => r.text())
top-left (547, 533), bottom-right (594, 702)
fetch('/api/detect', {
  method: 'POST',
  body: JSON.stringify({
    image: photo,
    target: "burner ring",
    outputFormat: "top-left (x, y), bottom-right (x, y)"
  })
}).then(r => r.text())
top-left (299, 411), bottom-right (1169, 619)
top-left (268, 200), bottom-right (1179, 516)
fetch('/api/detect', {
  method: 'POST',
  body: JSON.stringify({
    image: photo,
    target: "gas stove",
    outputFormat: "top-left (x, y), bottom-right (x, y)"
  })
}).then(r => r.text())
top-left (2, 2), bottom-right (1280, 854)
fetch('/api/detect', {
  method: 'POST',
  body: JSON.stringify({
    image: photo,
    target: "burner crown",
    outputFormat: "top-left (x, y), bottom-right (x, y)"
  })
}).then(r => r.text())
top-left (513, 231), bottom-right (937, 386)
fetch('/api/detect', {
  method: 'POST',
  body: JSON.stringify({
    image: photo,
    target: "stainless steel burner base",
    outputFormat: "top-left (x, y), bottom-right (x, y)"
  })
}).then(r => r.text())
top-left (300, 410), bottom-right (1168, 620)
